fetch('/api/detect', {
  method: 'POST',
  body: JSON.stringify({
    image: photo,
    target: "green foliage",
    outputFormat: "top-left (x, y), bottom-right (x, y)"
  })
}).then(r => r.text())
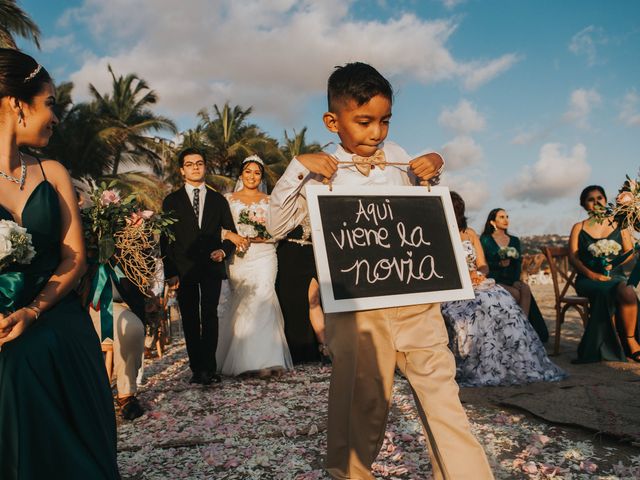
top-left (0, 0), bottom-right (40, 49)
top-left (81, 181), bottom-right (176, 264)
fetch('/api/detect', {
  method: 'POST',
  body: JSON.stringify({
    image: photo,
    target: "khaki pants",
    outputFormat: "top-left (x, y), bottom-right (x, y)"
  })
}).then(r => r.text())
top-left (90, 303), bottom-right (145, 396)
top-left (325, 303), bottom-right (493, 480)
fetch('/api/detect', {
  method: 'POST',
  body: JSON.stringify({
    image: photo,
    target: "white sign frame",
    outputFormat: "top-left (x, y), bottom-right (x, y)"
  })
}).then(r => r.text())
top-left (306, 185), bottom-right (474, 313)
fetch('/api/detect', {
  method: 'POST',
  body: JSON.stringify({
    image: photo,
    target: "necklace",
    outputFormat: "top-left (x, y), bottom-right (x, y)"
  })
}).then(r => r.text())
top-left (0, 152), bottom-right (27, 190)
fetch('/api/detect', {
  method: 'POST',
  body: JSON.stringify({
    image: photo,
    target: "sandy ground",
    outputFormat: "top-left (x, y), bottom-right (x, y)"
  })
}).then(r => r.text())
top-left (116, 283), bottom-right (640, 479)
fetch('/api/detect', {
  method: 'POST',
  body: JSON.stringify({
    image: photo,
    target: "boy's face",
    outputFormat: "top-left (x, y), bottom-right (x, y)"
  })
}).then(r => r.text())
top-left (323, 94), bottom-right (392, 157)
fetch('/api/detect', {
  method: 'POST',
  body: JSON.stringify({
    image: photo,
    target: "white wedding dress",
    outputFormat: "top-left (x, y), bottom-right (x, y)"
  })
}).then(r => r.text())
top-left (216, 195), bottom-right (293, 375)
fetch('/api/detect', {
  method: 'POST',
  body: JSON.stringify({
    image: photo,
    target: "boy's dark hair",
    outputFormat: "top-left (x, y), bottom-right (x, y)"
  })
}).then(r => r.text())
top-left (0, 48), bottom-right (52, 104)
top-left (178, 147), bottom-right (206, 167)
top-left (327, 62), bottom-right (393, 112)
top-left (450, 191), bottom-right (468, 232)
top-left (482, 208), bottom-right (507, 237)
top-left (579, 185), bottom-right (606, 209)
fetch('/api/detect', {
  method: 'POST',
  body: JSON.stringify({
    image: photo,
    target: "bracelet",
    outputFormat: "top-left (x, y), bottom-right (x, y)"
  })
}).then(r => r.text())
top-left (24, 305), bottom-right (41, 320)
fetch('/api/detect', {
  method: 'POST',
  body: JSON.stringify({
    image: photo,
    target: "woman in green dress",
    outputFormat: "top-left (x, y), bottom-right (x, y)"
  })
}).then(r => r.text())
top-left (0, 49), bottom-right (119, 478)
top-left (568, 185), bottom-right (639, 363)
top-left (480, 208), bottom-right (549, 342)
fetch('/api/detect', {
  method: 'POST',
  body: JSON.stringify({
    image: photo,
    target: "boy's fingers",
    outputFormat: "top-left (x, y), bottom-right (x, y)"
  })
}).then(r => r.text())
top-left (320, 157), bottom-right (337, 179)
top-left (412, 162), bottom-right (438, 179)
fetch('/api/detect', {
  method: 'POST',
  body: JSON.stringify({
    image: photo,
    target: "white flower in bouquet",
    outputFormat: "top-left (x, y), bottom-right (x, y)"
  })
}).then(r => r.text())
top-left (0, 219), bottom-right (36, 271)
top-left (498, 246), bottom-right (519, 259)
top-left (237, 207), bottom-right (271, 240)
top-left (237, 223), bottom-right (258, 239)
top-left (247, 206), bottom-right (267, 225)
top-left (588, 239), bottom-right (622, 258)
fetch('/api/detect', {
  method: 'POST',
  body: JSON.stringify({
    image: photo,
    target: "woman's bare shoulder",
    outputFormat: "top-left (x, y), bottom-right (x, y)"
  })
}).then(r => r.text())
top-left (465, 227), bottom-right (480, 239)
top-left (38, 159), bottom-right (74, 190)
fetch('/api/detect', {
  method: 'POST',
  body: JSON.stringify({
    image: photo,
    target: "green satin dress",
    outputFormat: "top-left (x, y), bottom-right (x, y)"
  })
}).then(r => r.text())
top-left (574, 227), bottom-right (640, 363)
top-left (480, 234), bottom-right (549, 342)
top-left (0, 179), bottom-right (119, 479)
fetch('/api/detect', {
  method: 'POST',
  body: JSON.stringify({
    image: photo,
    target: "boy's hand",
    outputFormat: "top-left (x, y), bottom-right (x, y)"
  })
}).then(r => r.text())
top-left (409, 152), bottom-right (444, 183)
top-left (297, 153), bottom-right (338, 180)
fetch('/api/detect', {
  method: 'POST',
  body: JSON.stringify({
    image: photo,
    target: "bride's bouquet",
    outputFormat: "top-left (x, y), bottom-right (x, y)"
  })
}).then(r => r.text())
top-left (498, 246), bottom-right (519, 260)
top-left (0, 220), bottom-right (36, 272)
top-left (588, 239), bottom-right (622, 277)
top-left (237, 206), bottom-right (271, 240)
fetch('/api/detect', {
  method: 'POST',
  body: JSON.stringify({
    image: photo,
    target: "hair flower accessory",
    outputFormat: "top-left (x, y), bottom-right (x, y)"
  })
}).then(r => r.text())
top-left (23, 64), bottom-right (42, 83)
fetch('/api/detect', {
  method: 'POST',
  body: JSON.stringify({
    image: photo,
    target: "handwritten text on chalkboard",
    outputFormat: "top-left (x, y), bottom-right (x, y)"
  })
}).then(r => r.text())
top-left (317, 195), bottom-right (462, 300)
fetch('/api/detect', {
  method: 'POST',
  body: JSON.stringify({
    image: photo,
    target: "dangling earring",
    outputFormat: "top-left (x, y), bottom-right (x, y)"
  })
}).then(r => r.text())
top-left (491, 222), bottom-right (497, 232)
top-left (17, 109), bottom-right (25, 125)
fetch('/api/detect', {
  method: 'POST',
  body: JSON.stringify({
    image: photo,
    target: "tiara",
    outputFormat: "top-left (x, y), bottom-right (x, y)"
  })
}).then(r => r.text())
top-left (242, 155), bottom-right (264, 166)
top-left (23, 64), bottom-right (42, 83)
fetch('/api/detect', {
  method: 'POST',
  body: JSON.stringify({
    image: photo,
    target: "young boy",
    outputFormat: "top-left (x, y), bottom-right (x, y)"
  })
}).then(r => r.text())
top-left (268, 62), bottom-right (493, 479)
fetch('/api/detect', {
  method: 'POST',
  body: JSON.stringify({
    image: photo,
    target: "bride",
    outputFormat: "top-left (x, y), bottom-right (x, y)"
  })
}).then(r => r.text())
top-left (217, 155), bottom-right (293, 377)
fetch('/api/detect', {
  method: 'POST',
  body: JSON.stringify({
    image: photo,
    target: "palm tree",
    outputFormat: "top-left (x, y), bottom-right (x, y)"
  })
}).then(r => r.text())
top-left (0, 0), bottom-right (40, 49)
top-left (93, 172), bottom-right (168, 212)
top-left (269, 127), bottom-right (327, 180)
top-left (281, 127), bottom-right (324, 159)
top-left (46, 101), bottom-right (110, 179)
top-left (198, 102), bottom-right (281, 179)
top-left (276, 127), bottom-right (325, 173)
top-left (90, 65), bottom-right (177, 175)
top-left (37, 82), bottom-right (109, 179)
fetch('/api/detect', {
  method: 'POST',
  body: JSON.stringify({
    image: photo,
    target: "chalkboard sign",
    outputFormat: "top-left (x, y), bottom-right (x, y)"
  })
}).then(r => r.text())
top-left (306, 185), bottom-right (474, 313)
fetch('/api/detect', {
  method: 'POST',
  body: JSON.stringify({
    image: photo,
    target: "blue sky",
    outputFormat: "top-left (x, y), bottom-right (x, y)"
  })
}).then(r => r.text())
top-left (18, 0), bottom-right (640, 235)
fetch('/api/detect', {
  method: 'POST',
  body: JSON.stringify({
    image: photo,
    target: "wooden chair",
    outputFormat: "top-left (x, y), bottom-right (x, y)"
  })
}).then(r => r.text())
top-left (541, 246), bottom-right (590, 355)
top-left (101, 341), bottom-right (114, 383)
top-left (520, 254), bottom-right (533, 283)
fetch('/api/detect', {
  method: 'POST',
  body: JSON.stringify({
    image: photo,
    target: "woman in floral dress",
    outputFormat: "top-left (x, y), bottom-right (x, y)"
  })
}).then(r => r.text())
top-left (441, 192), bottom-right (565, 387)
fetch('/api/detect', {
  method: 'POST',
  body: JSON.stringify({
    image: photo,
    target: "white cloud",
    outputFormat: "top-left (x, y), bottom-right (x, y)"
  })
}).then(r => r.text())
top-left (441, 0), bottom-right (466, 9)
top-left (504, 143), bottom-right (591, 204)
top-left (508, 209), bottom-right (581, 236)
top-left (619, 89), bottom-right (640, 127)
top-left (563, 88), bottom-right (601, 129)
top-left (511, 131), bottom-right (537, 145)
top-left (63, 0), bottom-right (517, 122)
top-left (510, 125), bottom-right (553, 145)
top-left (441, 135), bottom-right (483, 170)
top-left (441, 173), bottom-right (490, 212)
top-left (461, 53), bottom-right (520, 90)
top-left (41, 34), bottom-right (75, 53)
top-left (438, 99), bottom-right (485, 135)
top-left (569, 25), bottom-right (608, 66)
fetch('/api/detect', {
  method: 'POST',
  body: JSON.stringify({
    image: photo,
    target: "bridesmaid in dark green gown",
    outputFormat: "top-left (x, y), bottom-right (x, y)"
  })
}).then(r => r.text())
top-left (480, 209), bottom-right (549, 342)
top-left (568, 185), bottom-right (640, 363)
top-left (0, 50), bottom-right (119, 479)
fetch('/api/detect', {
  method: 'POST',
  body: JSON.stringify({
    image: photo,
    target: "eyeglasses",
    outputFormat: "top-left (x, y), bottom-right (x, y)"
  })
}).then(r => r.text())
top-left (183, 161), bottom-right (205, 169)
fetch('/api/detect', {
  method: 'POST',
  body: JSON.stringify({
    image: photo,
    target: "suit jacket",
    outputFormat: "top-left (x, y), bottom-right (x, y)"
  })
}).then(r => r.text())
top-left (161, 185), bottom-right (236, 284)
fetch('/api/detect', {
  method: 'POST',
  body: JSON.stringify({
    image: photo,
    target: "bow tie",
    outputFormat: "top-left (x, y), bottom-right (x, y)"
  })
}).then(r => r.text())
top-left (352, 150), bottom-right (386, 177)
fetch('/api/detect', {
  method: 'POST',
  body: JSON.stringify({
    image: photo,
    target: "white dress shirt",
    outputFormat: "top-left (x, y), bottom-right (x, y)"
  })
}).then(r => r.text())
top-left (185, 182), bottom-right (207, 228)
top-left (267, 141), bottom-right (419, 240)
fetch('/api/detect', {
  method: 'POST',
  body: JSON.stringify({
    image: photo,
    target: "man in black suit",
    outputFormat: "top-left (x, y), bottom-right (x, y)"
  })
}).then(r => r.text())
top-left (161, 148), bottom-right (238, 385)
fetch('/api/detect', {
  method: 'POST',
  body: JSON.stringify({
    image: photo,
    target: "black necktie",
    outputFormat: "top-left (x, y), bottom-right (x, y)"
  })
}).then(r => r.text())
top-left (193, 187), bottom-right (200, 226)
